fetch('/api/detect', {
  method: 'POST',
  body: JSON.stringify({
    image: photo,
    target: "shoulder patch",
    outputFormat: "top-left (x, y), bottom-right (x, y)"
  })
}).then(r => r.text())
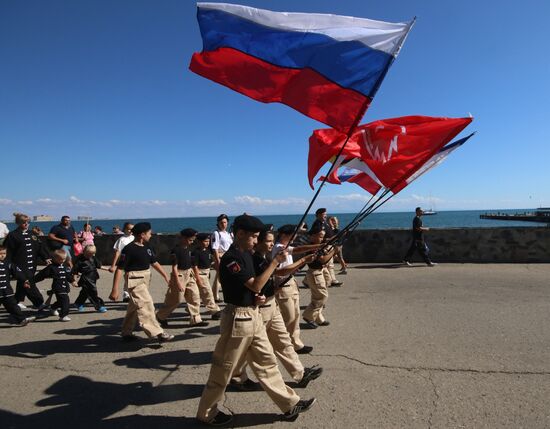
top-left (226, 260), bottom-right (241, 273)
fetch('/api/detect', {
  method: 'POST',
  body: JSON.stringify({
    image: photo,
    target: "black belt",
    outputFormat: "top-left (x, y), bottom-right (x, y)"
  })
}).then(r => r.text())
top-left (259, 304), bottom-right (271, 308)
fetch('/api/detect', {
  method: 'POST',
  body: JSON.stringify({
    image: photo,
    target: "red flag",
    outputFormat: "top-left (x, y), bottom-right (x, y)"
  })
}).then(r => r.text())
top-left (308, 115), bottom-right (473, 190)
top-left (347, 172), bottom-right (382, 195)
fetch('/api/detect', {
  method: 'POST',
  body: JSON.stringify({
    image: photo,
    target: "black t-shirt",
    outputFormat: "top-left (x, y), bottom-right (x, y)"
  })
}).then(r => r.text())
top-left (252, 252), bottom-right (274, 298)
top-left (171, 246), bottom-right (192, 270)
top-left (412, 216), bottom-right (424, 241)
top-left (118, 242), bottom-right (156, 272)
top-left (220, 245), bottom-right (256, 306)
top-left (192, 247), bottom-right (212, 269)
top-left (312, 219), bottom-right (335, 238)
top-left (49, 224), bottom-right (76, 246)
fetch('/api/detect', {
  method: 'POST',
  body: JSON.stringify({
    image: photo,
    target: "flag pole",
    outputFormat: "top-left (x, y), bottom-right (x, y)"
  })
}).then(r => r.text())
top-left (286, 102), bottom-right (370, 247)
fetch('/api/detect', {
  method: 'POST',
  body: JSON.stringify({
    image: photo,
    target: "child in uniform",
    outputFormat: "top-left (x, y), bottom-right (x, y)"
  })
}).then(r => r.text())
top-left (73, 245), bottom-right (108, 313)
top-left (191, 233), bottom-right (221, 320)
top-left (156, 228), bottom-right (207, 327)
top-left (0, 245), bottom-right (36, 326)
top-left (34, 249), bottom-right (75, 321)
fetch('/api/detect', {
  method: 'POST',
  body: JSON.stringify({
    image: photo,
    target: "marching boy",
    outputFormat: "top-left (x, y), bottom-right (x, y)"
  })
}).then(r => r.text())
top-left (0, 245), bottom-right (36, 326)
top-left (191, 232), bottom-right (221, 320)
top-left (156, 228), bottom-right (207, 327)
top-left (114, 222), bottom-right (174, 343)
top-left (34, 249), bottom-right (75, 321)
top-left (73, 245), bottom-right (108, 313)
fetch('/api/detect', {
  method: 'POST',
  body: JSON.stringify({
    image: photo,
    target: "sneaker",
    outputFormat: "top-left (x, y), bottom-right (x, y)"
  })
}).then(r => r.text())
top-left (427, 262), bottom-right (438, 267)
top-left (17, 302), bottom-right (28, 310)
top-left (302, 319), bottom-right (318, 330)
top-left (318, 320), bottom-right (330, 327)
top-left (330, 281), bottom-right (343, 287)
top-left (402, 260), bottom-right (412, 266)
top-left (228, 379), bottom-right (260, 392)
top-left (60, 316), bottom-right (71, 322)
top-left (190, 320), bottom-right (209, 327)
top-left (51, 309), bottom-right (60, 317)
top-left (19, 316), bottom-right (36, 326)
top-left (76, 305), bottom-right (85, 312)
top-left (157, 332), bottom-right (174, 343)
top-left (97, 306), bottom-right (108, 313)
top-left (211, 311), bottom-right (222, 320)
top-left (36, 303), bottom-right (48, 311)
top-left (339, 269), bottom-right (348, 274)
top-left (282, 398), bottom-right (317, 421)
top-left (297, 366), bottom-right (323, 388)
top-left (122, 334), bottom-right (139, 342)
top-left (296, 345), bottom-right (313, 354)
top-left (204, 410), bottom-right (233, 426)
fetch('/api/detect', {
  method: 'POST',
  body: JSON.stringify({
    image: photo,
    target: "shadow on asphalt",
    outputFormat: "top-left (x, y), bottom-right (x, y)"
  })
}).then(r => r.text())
top-left (0, 375), bottom-right (203, 428)
top-left (0, 375), bottom-right (284, 428)
top-left (353, 263), bottom-right (407, 269)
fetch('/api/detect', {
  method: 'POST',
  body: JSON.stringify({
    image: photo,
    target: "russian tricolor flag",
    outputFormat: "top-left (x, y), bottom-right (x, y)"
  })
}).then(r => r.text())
top-left (190, 3), bottom-right (414, 134)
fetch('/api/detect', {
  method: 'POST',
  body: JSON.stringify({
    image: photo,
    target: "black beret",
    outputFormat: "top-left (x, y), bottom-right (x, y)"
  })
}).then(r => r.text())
top-left (132, 222), bottom-right (151, 235)
top-left (277, 224), bottom-right (296, 235)
top-left (180, 228), bottom-right (198, 238)
top-left (309, 223), bottom-right (324, 235)
top-left (315, 208), bottom-right (327, 215)
top-left (197, 232), bottom-right (210, 241)
top-left (233, 214), bottom-right (265, 233)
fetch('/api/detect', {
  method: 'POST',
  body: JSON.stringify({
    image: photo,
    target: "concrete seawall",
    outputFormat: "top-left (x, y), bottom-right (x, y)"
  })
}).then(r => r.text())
top-left (47, 226), bottom-right (550, 264)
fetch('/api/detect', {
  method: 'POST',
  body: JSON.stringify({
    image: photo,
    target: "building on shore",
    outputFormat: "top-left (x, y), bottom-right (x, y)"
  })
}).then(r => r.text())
top-left (77, 216), bottom-right (93, 221)
top-left (33, 215), bottom-right (53, 222)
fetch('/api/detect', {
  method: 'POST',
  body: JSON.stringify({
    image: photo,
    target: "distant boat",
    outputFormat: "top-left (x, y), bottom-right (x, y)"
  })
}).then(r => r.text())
top-left (423, 209), bottom-right (437, 216)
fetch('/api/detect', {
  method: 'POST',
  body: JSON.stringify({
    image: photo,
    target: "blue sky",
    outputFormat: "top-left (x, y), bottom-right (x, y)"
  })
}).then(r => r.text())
top-left (1, 0), bottom-right (549, 219)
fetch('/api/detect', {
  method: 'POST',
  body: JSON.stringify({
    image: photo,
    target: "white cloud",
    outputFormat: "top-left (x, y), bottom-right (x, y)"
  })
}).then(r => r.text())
top-left (0, 198), bottom-right (13, 205)
top-left (192, 199), bottom-right (228, 207)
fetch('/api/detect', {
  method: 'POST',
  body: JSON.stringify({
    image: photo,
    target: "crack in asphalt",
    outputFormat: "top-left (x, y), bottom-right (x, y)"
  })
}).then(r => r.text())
top-left (426, 371), bottom-right (439, 429)
top-left (312, 353), bottom-right (550, 376)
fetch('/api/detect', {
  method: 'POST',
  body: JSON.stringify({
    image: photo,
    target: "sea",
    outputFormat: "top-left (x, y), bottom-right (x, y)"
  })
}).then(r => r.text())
top-left (4, 209), bottom-right (547, 235)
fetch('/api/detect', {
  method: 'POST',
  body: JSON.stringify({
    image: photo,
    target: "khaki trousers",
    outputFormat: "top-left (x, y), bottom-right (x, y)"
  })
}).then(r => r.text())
top-left (196, 304), bottom-right (300, 422)
top-left (275, 277), bottom-right (305, 350)
top-left (156, 269), bottom-right (202, 324)
top-left (212, 251), bottom-right (225, 301)
top-left (325, 257), bottom-right (337, 283)
top-left (121, 270), bottom-right (163, 337)
top-left (232, 297), bottom-right (304, 383)
top-left (197, 268), bottom-right (221, 313)
top-left (303, 268), bottom-right (328, 324)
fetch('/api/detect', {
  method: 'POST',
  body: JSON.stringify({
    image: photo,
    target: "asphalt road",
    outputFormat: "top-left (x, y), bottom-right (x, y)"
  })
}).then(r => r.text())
top-left (1, 263), bottom-right (549, 428)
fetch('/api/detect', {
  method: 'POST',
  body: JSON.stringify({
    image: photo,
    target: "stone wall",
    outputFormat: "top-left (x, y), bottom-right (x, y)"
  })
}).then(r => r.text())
top-left (42, 227), bottom-right (550, 265)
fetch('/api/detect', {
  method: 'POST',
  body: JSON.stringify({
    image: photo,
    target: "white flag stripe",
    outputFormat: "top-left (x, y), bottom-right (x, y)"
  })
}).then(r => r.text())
top-left (198, 2), bottom-right (413, 55)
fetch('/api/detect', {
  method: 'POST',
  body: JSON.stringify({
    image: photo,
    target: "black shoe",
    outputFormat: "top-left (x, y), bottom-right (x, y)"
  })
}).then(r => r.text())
top-left (330, 281), bottom-right (343, 287)
top-left (211, 311), bottom-right (222, 320)
top-left (228, 379), bottom-right (260, 392)
top-left (296, 345), bottom-right (313, 354)
top-left (302, 319), bottom-right (318, 329)
top-left (204, 410), bottom-right (233, 426)
top-left (297, 366), bottom-right (323, 388)
top-left (191, 320), bottom-right (209, 327)
top-left (122, 334), bottom-right (139, 342)
top-left (157, 332), bottom-right (174, 343)
top-left (282, 398), bottom-right (316, 421)
top-left (318, 320), bottom-right (330, 327)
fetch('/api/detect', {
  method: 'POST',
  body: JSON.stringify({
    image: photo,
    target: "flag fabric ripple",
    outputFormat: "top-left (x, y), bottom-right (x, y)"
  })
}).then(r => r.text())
top-left (308, 116), bottom-right (473, 190)
top-left (189, 2), bottom-right (414, 134)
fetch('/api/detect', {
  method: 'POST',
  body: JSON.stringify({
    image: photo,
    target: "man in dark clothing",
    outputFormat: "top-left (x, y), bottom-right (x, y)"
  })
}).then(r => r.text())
top-left (48, 216), bottom-right (77, 266)
top-left (310, 208), bottom-right (342, 287)
top-left (403, 207), bottom-right (437, 267)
